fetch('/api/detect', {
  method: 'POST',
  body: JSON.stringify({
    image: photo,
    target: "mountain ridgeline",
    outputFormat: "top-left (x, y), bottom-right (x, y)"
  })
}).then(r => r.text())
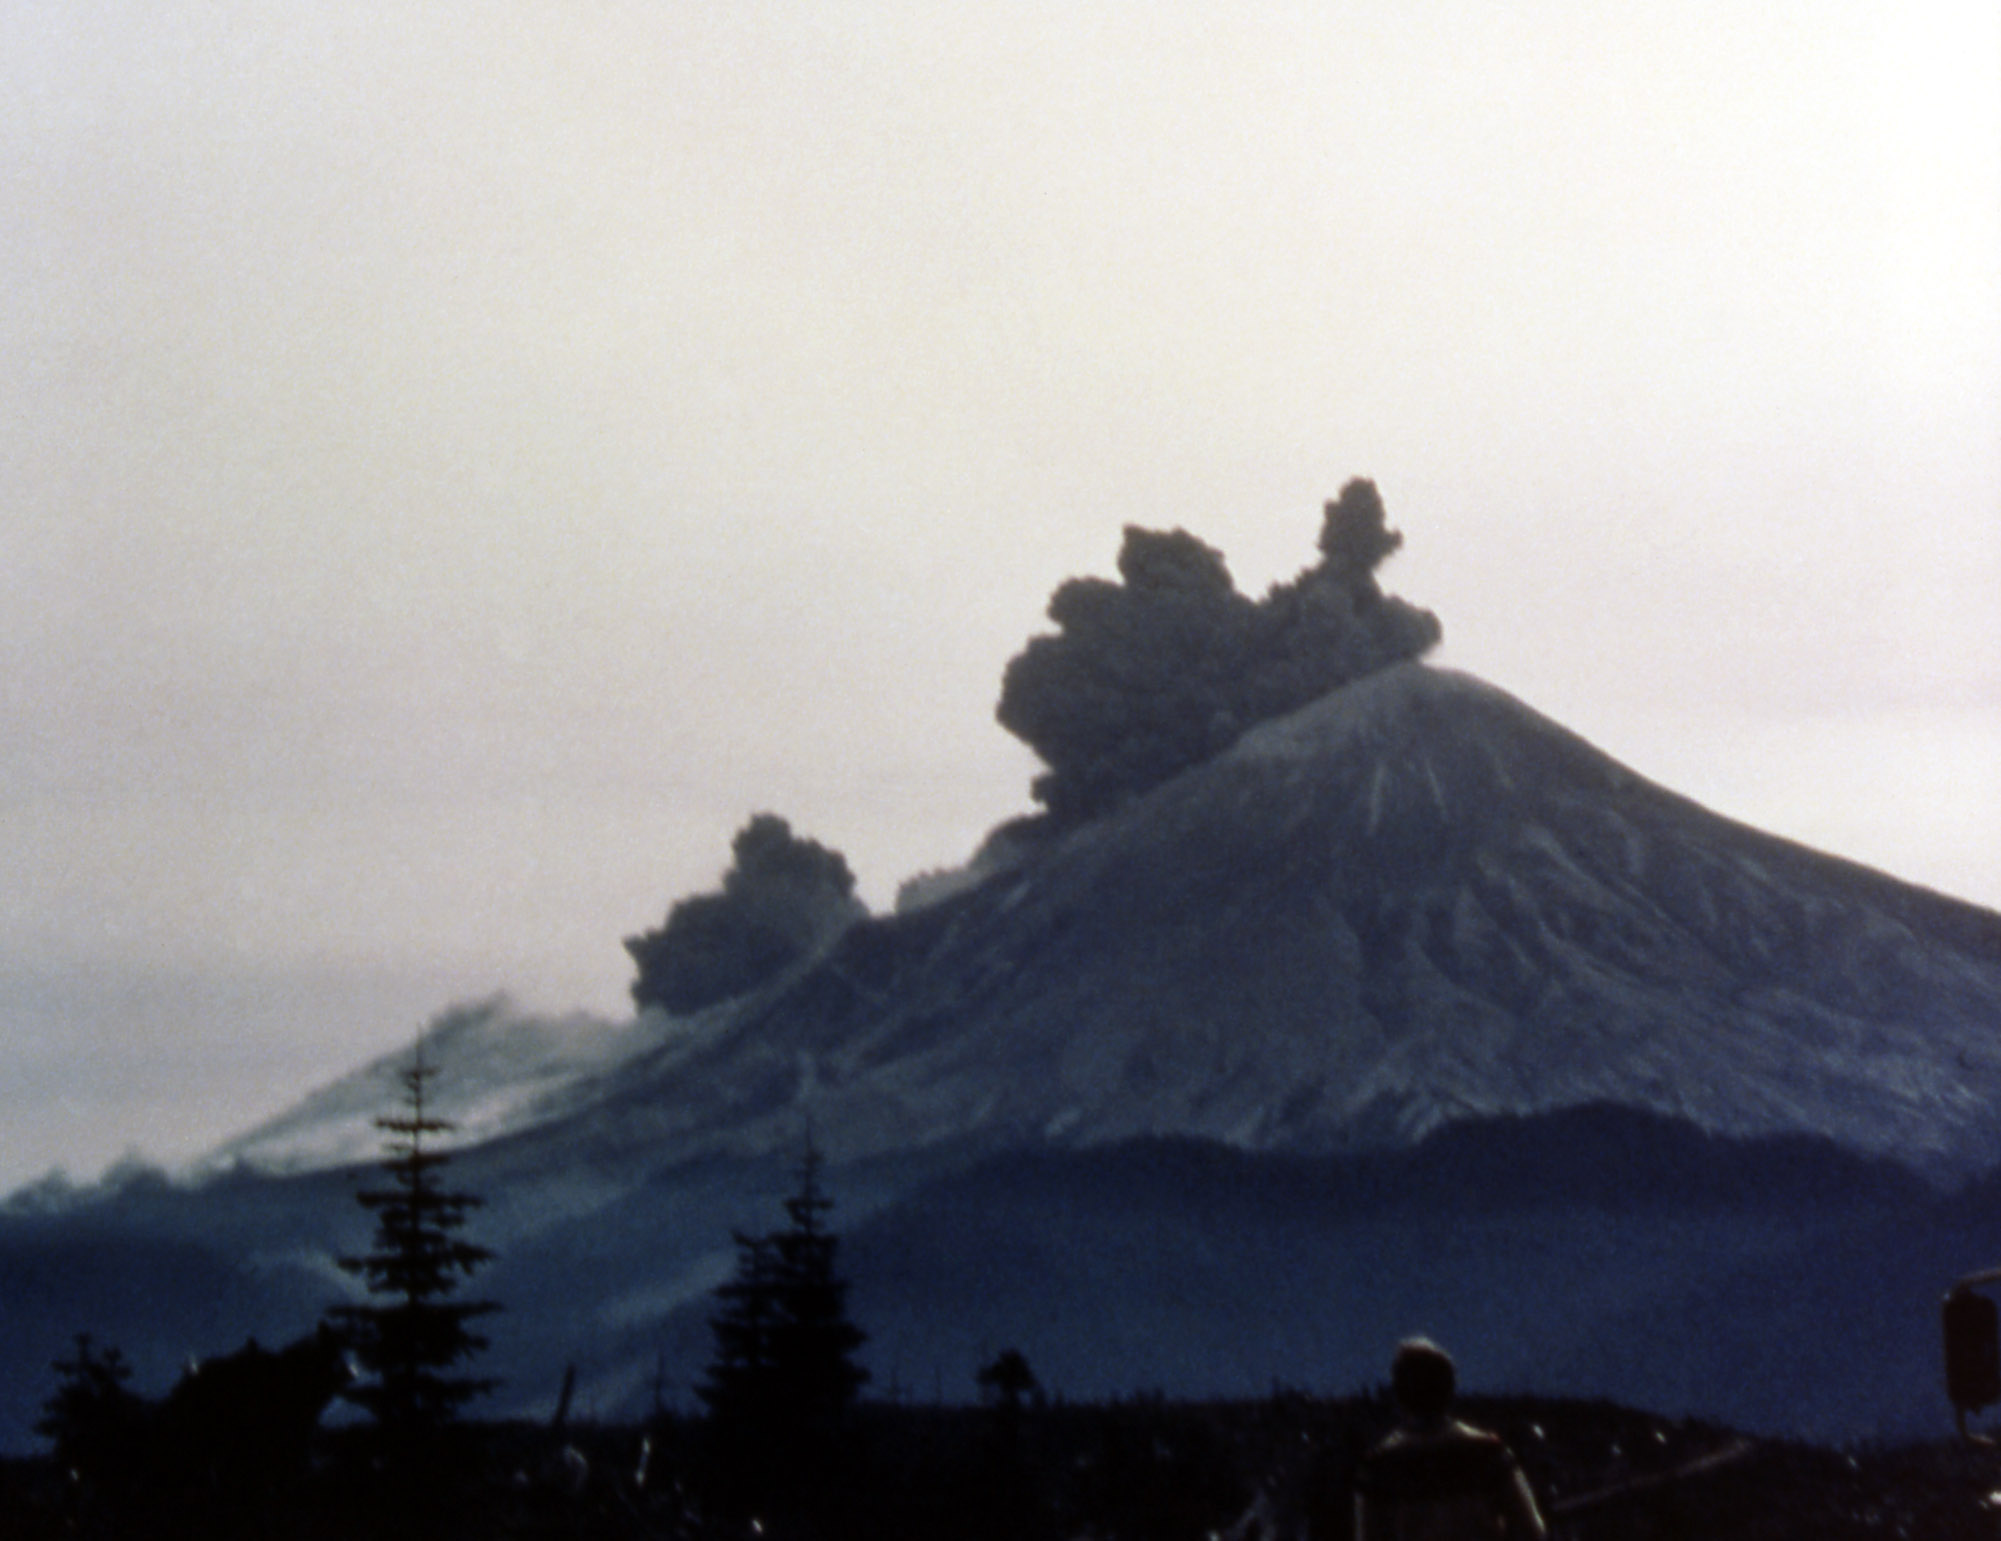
top-left (575, 661), bottom-right (2001, 1182)
top-left (5, 487), bottom-right (2001, 1449)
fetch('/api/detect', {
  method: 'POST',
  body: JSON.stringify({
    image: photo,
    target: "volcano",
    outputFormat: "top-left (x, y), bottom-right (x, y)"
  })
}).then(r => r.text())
top-left (6, 662), bottom-right (2000, 1446)
top-left (457, 662), bottom-right (2001, 1178)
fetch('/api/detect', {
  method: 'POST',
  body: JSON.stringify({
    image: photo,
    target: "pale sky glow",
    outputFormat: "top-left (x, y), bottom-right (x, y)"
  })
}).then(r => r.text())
top-left (2, 1), bottom-right (1997, 1185)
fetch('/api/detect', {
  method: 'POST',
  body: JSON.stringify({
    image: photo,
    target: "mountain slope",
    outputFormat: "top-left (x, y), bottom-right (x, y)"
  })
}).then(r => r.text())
top-left (523, 662), bottom-right (2001, 1179)
top-left (200, 996), bottom-right (667, 1176)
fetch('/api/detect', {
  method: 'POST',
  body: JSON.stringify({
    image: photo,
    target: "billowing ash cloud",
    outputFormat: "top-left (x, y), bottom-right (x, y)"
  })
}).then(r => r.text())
top-left (997, 479), bottom-right (1441, 824)
top-left (625, 814), bottom-right (866, 1015)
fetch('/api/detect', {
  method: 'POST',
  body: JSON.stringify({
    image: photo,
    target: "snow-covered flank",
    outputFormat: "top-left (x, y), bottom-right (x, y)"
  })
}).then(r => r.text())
top-left (191, 662), bottom-right (2001, 1184)
top-left (523, 661), bottom-right (2001, 1181)
top-left (197, 996), bottom-right (682, 1176)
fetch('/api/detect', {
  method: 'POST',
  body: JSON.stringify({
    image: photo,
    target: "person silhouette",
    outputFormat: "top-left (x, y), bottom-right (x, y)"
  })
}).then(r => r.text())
top-left (1353, 1339), bottom-right (1546, 1540)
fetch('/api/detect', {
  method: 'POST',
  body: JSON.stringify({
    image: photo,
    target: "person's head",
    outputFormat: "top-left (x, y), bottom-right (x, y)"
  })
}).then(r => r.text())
top-left (1390, 1338), bottom-right (1457, 1421)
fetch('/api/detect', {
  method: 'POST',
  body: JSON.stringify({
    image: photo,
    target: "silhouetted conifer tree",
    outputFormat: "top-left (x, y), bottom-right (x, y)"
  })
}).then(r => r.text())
top-left (976, 1348), bottom-right (1039, 1412)
top-left (326, 1042), bottom-right (498, 1442)
top-left (37, 1333), bottom-right (144, 1492)
top-left (699, 1147), bottom-right (868, 1446)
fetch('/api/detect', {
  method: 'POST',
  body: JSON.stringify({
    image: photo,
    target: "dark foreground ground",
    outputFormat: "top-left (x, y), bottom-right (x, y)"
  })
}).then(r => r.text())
top-left (6, 1392), bottom-right (2001, 1539)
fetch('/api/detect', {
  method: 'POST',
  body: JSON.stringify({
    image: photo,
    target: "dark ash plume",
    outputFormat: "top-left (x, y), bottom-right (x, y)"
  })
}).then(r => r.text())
top-left (996, 479), bottom-right (1440, 825)
top-left (626, 815), bottom-right (866, 1015)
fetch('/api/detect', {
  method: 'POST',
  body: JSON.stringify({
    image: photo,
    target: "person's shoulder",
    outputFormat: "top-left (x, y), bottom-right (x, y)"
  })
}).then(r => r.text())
top-left (1357, 1422), bottom-right (1519, 1501)
top-left (1445, 1420), bottom-right (1517, 1458)
top-left (1367, 1419), bottom-right (1514, 1456)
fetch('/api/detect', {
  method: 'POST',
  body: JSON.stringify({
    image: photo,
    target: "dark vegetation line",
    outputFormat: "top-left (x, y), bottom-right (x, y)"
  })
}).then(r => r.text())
top-left (13, 1079), bottom-right (1998, 1537)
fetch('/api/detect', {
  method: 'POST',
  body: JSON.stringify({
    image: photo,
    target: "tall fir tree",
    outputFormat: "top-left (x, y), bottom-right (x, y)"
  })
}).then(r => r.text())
top-left (36, 1333), bottom-right (144, 1491)
top-left (326, 1041), bottom-right (498, 1439)
top-left (698, 1145), bottom-right (868, 1435)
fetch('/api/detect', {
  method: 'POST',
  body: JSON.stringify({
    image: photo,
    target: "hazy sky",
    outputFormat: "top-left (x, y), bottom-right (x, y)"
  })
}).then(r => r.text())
top-left (4, 1), bottom-right (1997, 1187)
